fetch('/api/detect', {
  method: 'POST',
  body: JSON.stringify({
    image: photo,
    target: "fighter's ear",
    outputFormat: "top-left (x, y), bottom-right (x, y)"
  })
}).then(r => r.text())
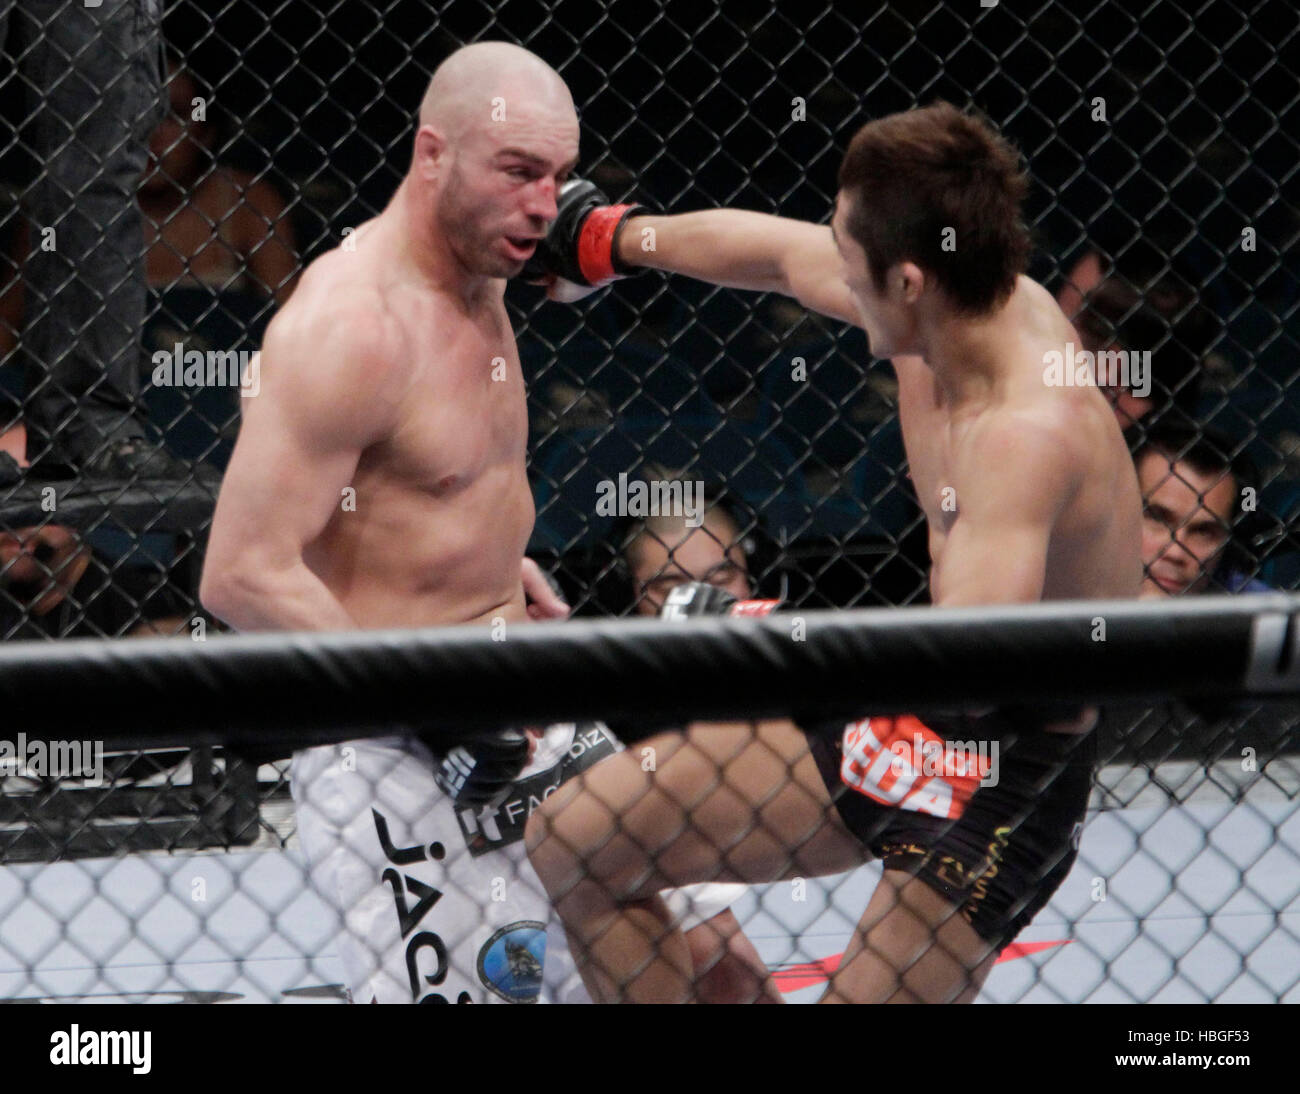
top-left (896, 260), bottom-right (926, 304)
top-left (412, 125), bottom-right (446, 178)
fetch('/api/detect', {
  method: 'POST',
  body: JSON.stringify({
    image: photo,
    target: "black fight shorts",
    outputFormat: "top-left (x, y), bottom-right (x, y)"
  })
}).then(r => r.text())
top-left (806, 707), bottom-right (1096, 953)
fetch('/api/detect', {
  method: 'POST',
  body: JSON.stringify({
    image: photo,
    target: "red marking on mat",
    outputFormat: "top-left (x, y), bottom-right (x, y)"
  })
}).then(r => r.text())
top-left (772, 954), bottom-right (842, 993)
top-left (997, 939), bottom-right (1070, 961)
top-left (772, 940), bottom-right (1069, 993)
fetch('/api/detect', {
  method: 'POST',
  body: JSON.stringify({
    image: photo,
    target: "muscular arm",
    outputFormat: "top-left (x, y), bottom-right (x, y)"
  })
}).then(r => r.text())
top-left (931, 417), bottom-right (1077, 607)
top-left (199, 303), bottom-right (407, 631)
top-left (616, 210), bottom-right (861, 327)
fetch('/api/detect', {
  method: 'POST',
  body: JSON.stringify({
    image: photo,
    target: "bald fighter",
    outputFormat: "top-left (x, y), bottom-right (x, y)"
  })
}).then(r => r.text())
top-left (525, 102), bottom-right (1143, 1003)
top-left (201, 42), bottom-right (774, 1004)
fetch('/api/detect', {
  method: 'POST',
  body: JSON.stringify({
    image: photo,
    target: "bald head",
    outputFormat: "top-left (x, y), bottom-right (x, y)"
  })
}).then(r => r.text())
top-left (409, 42), bottom-right (578, 281)
top-left (420, 42), bottom-right (573, 140)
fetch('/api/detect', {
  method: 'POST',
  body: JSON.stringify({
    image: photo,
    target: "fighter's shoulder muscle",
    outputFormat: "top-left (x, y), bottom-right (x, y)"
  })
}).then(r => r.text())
top-left (258, 265), bottom-right (409, 397)
top-left (955, 403), bottom-right (1083, 519)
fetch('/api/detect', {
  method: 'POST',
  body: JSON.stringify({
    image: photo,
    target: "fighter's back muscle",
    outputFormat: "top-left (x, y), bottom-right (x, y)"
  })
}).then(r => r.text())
top-left (893, 284), bottom-right (1141, 602)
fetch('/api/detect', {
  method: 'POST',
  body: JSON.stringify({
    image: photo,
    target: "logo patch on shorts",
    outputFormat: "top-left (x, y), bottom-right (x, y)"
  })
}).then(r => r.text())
top-left (839, 715), bottom-right (988, 819)
top-left (477, 921), bottom-right (546, 1003)
top-left (454, 723), bottom-right (619, 856)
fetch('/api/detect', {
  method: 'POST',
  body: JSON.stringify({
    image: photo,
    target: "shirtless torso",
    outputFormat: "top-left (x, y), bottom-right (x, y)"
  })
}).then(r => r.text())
top-left (895, 277), bottom-right (1142, 608)
top-left (613, 212), bottom-right (1144, 616)
top-left (526, 106), bottom-right (1148, 1003)
top-left (205, 213), bottom-right (535, 630)
top-left (199, 42), bottom-right (782, 1004)
top-left (524, 185), bottom-right (1147, 1004)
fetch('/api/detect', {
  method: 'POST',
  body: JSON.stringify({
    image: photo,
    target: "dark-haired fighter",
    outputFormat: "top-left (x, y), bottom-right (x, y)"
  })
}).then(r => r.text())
top-left (526, 102), bottom-right (1143, 1003)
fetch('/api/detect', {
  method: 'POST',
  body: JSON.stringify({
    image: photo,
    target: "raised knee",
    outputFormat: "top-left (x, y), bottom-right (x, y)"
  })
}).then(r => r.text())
top-left (524, 778), bottom-right (598, 896)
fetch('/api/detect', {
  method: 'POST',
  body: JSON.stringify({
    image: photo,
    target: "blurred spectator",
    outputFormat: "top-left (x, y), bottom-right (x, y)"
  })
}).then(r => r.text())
top-left (0, 0), bottom-right (187, 481)
top-left (2, 59), bottom-right (297, 478)
top-left (620, 488), bottom-right (756, 615)
top-left (1057, 248), bottom-right (1213, 427)
top-left (0, 522), bottom-right (192, 638)
top-left (1055, 248), bottom-right (1107, 319)
top-left (0, 425), bottom-right (192, 638)
top-left (1131, 420), bottom-right (1269, 598)
top-left (140, 61), bottom-right (298, 304)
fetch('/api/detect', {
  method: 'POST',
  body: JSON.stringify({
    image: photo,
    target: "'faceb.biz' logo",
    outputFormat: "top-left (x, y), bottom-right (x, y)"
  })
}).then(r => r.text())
top-left (477, 922), bottom-right (546, 1003)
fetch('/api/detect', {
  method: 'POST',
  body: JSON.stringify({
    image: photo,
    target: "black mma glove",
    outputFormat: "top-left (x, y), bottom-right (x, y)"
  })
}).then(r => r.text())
top-left (520, 178), bottom-right (651, 294)
top-left (603, 583), bottom-right (738, 743)
top-left (656, 581), bottom-right (832, 730)
top-left (432, 728), bottom-right (532, 809)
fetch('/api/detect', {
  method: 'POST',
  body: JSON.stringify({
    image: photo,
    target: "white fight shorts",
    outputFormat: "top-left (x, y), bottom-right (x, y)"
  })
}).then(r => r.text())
top-left (291, 722), bottom-right (743, 1003)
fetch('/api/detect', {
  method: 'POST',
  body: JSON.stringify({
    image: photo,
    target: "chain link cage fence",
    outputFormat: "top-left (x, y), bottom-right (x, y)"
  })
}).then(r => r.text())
top-left (0, 0), bottom-right (1297, 1004)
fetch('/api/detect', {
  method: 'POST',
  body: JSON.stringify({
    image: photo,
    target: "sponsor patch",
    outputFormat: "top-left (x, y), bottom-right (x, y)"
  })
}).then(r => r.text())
top-left (477, 921), bottom-right (546, 1003)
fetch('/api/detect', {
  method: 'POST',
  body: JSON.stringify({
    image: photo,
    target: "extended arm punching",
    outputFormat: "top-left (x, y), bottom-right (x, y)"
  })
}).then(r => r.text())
top-left (521, 178), bottom-right (860, 327)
